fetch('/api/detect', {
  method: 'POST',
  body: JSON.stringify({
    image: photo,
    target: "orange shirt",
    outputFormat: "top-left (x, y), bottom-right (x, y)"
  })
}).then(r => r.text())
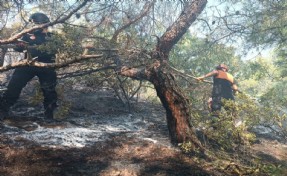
top-left (212, 70), bottom-right (235, 100)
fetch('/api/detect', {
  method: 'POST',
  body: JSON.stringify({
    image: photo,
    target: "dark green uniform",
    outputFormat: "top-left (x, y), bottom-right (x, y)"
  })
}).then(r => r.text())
top-left (0, 32), bottom-right (57, 118)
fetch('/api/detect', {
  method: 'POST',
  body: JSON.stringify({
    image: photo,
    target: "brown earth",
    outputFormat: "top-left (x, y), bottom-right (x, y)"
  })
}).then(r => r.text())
top-left (0, 134), bottom-right (212, 176)
top-left (0, 89), bottom-right (287, 176)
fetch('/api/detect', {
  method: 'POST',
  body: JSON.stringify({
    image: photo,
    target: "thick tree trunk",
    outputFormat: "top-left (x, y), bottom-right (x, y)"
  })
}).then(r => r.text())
top-left (149, 66), bottom-right (203, 150)
top-left (152, 0), bottom-right (207, 149)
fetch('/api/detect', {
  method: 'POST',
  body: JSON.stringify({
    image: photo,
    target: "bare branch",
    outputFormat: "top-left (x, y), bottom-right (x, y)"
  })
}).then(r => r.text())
top-left (119, 60), bottom-right (161, 81)
top-left (0, 54), bottom-right (103, 72)
top-left (169, 65), bottom-right (212, 84)
top-left (119, 67), bottom-right (148, 80)
top-left (58, 65), bottom-right (116, 79)
top-left (111, 1), bottom-right (155, 42)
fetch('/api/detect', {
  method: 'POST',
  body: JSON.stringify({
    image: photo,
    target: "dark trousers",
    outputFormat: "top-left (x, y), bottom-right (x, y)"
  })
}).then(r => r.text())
top-left (1, 66), bottom-right (57, 111)
top-left (211, 96), bottom-right (223, 112)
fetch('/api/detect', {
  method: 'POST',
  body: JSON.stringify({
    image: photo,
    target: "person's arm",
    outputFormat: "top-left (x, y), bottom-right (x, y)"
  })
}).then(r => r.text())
top-left (232, 82), bottom-right (241, 95)
top-left (196, 70), bottom-right (218, 81)
top-left (232, 84), bottom-right (238, 91)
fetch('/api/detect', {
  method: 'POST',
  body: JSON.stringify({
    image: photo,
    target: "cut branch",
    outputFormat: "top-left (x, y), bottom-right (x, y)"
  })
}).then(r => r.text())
top-left (0, 54), bottom-right (103, 72)
top-left (120, 66), bottom-right (148, 80)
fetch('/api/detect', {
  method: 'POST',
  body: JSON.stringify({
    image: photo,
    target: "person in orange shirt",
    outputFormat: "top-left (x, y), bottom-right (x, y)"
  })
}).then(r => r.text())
top-left (197, 64), bottom-right (239, 114)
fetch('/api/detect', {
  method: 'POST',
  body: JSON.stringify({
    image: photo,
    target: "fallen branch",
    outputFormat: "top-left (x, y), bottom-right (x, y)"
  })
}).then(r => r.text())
top-left (0, 44), bottom-right (118, 53)
top-left (58, 65), bottom-right (117, 79)
top-left (0, 54), bottom-right (104, 72)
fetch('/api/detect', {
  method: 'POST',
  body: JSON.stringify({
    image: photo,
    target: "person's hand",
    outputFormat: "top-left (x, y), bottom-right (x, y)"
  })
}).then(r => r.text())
top-left (14, 40), bottom-right (28, 52)
top-left (233, 89), bottom-right (240, 95)
top-left (83, 44), bottom-right (93, 48)
top-left (16, 41), bottom-right (27, 48)
top-left (196, 76), bottom-right (205, 81)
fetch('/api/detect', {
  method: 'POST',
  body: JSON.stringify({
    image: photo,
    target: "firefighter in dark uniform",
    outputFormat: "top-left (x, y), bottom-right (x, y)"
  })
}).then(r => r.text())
top-left (197, 64), bottom-right (239, 115)
top-left (0, 12), bottom-right (58, 120)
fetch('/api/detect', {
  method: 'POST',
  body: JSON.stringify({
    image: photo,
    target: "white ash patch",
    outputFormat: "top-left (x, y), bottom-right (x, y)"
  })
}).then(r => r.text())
top-left (1, 113), bottom-right (171, 149)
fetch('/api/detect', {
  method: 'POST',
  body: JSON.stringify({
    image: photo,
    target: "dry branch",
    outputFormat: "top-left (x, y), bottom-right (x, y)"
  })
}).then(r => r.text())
top-left (111, 1), bottom-right (155, 42)
top-left (169, 65), bottom-right (213, 84)
top-left (0, 54), bottom-right (103, 72)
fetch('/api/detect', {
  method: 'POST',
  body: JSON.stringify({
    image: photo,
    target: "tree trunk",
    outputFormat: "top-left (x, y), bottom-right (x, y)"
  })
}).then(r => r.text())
top-left (120, 0), bottom-right (207, 150)
top-left (151, 0), bottom-right (207, 149)
top-left (149, 65), bottom-right (203, 150)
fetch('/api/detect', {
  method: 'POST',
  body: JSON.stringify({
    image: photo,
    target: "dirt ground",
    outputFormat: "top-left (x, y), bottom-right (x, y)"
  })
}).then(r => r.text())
top-left (0, 134), bottom-right (212, 176)
top-left (0, 88), bottom-right (287, 176)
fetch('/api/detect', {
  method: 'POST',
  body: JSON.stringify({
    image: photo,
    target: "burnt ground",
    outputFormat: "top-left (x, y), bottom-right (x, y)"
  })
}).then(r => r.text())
top-left (0, 88), bottom-right (287, 176)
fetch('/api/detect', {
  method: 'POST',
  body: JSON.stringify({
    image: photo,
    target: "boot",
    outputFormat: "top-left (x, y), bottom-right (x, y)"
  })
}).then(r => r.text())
top-left (0, 101), bottom-right (10, 120)
top-left (44, 108), bottom-right (54, 119)
top-left (44, 103), bottom-right (58, 120)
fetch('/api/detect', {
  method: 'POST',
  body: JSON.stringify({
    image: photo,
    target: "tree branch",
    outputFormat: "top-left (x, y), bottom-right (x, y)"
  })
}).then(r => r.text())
top-left (157, 0), bottom-right (207, 58)
top-left (58, 65), bottom-right (116, 79)
top-left (0, 54), bottom-right (103, 72)
top-left (111, 1), bottom-right (155, 42)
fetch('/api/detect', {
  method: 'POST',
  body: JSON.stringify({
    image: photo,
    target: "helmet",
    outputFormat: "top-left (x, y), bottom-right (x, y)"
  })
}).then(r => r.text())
top-left (29, 12), bottom-right (50, 24)
top-left (216, 64), bottom-right (228, 71)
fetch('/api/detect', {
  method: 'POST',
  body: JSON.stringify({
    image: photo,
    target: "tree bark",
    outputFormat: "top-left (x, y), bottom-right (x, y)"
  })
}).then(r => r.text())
top-left (150, 66), bottom-right (203, 149)
top-left (157, 0), bottom-right (208, 58)
top-left (147, 0), bottom-right (207, 149)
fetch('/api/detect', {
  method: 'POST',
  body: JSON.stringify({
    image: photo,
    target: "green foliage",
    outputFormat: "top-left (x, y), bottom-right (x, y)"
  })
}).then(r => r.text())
top-left (185, 93), bottom-right (286, 175)
top-left (260, 164), bottom-right (285, 176)
top-left (274, 47), bottom-right (287, 78)
top-left (179, 141), bottom-right (194, 153)
top-left (189, 90), bottom-right (287, 156)
top-left (240, 0), bottom-right (287, 47)
top-left (170, 33), bottom-right (243, 77)
top-left (188, 95), bottom-right (258, 151)
top-left (37, 25), bottom-right (86, 62)
top-left (260, 80), bottom-right (287, 108)
top-left (167, 18), bottom-right (286, 175)
top-left (240, 57), bottom-right (278, 80)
